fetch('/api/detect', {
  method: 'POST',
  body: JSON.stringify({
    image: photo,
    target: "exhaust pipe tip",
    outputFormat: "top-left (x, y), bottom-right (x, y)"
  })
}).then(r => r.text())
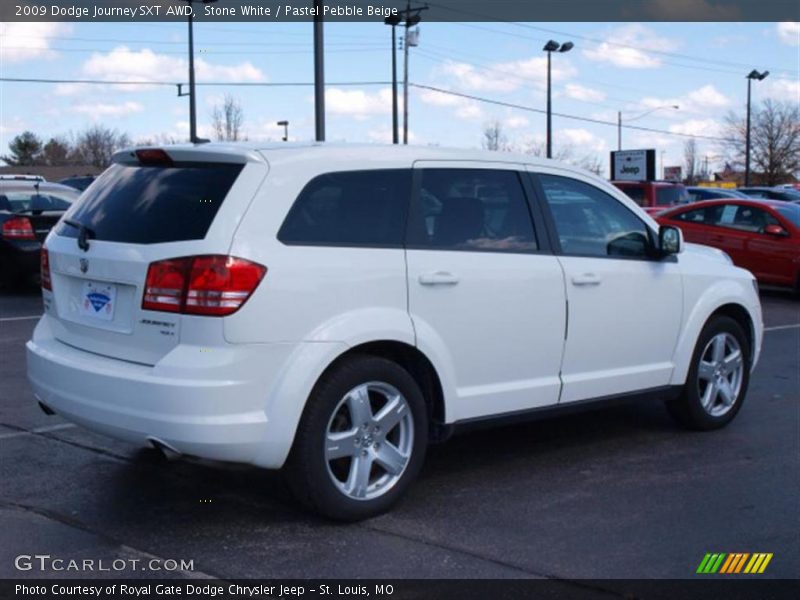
top-left (147, 437), bottom-right (181, 461)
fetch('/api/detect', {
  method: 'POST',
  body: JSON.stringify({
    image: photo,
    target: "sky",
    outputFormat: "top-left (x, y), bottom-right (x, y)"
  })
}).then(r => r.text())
top-left (0, 20), bottom-right (798, 175)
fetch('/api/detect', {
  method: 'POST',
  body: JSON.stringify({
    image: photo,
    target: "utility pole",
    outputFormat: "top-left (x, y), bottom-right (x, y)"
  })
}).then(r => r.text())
top-left (401, 2), bottom-right (427, 145)
top-left (314, 0), bottom-right (325, 142)
top-left (384, 14), bottom-right (402, 144)
top-left (181, 0), bottom-right (216, 143)
top-left (542, 40), bottom-right (573, 159)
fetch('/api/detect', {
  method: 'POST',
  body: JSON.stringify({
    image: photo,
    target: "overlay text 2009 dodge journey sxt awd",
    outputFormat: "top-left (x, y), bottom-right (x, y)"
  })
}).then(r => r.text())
top-left (27, 143), bottom-right (763, 520)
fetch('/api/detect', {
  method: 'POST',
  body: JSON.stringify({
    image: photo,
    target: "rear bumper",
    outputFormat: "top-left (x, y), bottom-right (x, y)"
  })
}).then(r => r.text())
top-left (0, 240), bottom-right (41, 280)
top-left (26, 315), bottom-right (342, 468)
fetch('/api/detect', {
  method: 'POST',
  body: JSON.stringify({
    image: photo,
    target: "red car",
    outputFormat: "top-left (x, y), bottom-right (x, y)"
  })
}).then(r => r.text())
top-left (657, 199), bottom-right (800, 290)
top-left (612, 180), bottom-right (689, 215)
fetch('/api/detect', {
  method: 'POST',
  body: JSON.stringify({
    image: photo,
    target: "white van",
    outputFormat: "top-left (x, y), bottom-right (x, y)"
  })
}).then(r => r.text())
top-left (27, 143), bottom-right (762, 520)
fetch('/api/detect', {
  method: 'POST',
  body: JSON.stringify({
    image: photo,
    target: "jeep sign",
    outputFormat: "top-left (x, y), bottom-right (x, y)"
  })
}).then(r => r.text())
top-left (611, 149), bottom-right (656, 181)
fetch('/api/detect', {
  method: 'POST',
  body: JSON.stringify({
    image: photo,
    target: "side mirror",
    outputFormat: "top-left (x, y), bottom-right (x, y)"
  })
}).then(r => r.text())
top-left (659, 225), bottom-right (683, 256)
top-left (763, 224), bottom-right (789, 237)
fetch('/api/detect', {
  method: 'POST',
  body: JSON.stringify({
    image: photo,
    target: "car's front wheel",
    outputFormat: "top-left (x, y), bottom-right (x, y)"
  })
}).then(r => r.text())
top-left (667, 315), bottom-right (750, 430)
top-left (285, 355), bottom-right (428, 521)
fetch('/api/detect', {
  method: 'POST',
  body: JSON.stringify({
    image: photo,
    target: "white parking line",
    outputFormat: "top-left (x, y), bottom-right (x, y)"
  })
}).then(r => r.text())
top-left (0, 315), bottom-right (41, 322)
top-left (764, 324), bottom-right (800, 332)
top-left (0, 423), bottom-right (76, 441)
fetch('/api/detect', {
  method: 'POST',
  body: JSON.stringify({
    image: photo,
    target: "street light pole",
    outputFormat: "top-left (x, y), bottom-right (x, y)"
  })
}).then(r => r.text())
top-left (277, 121), bottom-right (289, 142)
top-left (542, 40), bottom-right (573, 159)
top-left (618, 104), bottom-right (679, 151)
top-left (745, 69), bottom-right (769, 186)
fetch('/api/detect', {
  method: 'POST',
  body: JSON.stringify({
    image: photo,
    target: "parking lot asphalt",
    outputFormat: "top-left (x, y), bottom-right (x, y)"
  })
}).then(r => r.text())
top-left (1, 285), bottom-right (798, 585)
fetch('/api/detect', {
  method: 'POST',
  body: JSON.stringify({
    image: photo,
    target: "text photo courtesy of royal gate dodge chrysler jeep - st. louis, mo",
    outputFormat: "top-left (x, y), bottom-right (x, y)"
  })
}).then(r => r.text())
top-left (0, 1), bottom-right (798, 599)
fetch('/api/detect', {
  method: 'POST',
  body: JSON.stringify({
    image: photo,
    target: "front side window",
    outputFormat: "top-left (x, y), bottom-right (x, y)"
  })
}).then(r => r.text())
top-left (711, 204), bottom-right (780, 233)
top-left (407, 169), bottom-right (537, 253)
top-left (673, 207), bottom-right (709, 223)
top-left (540, 175), bottom-right (652, 259)
top-left (279, 169), bottom-right (410, 247)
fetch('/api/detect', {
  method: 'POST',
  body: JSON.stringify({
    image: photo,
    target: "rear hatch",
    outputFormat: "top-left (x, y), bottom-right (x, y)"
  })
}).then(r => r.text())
top-left (43, 146), bottom-right (268, 365)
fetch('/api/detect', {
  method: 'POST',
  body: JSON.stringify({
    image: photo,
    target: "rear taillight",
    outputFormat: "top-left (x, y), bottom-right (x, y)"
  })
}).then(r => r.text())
top-left (41, 248), bottom-right (52, 291)
top-left (142, 255), bottom-right (266, 317)
top-left (2, 216), bottom-right (35, 240)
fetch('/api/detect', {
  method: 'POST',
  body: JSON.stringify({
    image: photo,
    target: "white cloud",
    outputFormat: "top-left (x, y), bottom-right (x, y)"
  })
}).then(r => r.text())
top-left (632, 84), bottom-right (730, 119)
top-left (324, 88), bottom-right (396, 120)
top-left (418, 88), bottom-right (484, 121)
top-left (70, 101), bottom-right (145, 118)
top-left (762, 78), bottom-right (800, 103)
top-left (584, 25), bottom-right (678, 69)
top-left (564, 83), bottom-right (606, 103)
top-left (561, 128), bottom-right (607, 153)
top-left (0, 22), bottom-right (71, 63)
top-left (668, 118), bottom-right (722, 138)
top-left (777, 22), bottom-right (800, 46)
top-left (685, 84), bottom-right (730, 110)
top-left (504, 116), bottom-right (530, 130)
top-left (367, 127), bottom-right (419, 144)
top-left (53, 47), bottom-right (265, 95)
top-left (437, 56), bottom-right (575, 94)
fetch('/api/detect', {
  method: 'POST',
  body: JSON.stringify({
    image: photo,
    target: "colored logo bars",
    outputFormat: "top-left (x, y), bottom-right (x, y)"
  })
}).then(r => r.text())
top-left (697, 553), bottom-right (773, 574)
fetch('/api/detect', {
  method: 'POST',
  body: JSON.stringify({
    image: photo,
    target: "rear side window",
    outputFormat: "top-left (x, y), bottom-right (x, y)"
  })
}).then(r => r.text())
top-left (278, 170), bottom-right (410, 247)
top-left (56, 162), bottom-right (243, 244)
top-left (408, 169), bottom-right (537, 253)
top-left (617, 185), bottom-right (645, 206)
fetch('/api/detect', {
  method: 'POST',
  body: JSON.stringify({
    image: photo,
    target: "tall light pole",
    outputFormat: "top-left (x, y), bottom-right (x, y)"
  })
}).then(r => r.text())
top-left (313, 0), bottom-right (325, 142)
top-left (181, 0), bottom-right (216, 143)
top-left (542, 40), bottom-right (573, 159)
top-left (745, 69), bottom-right (769, 186)
top-left (384, 14), bottom-right (402, 144)
top-left (617, 104), bottom-right (679, 151)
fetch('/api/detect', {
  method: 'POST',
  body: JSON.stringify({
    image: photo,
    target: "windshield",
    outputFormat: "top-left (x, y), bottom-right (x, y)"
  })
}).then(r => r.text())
top-left (776, 205), bottom-right (800, 228)
top-left (0, 189), bottom-right (77, 213)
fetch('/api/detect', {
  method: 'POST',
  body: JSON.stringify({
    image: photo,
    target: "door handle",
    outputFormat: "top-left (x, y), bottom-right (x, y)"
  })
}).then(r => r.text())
top-left (571, 273), bottom-right (601, 287)
top-left (419, 271), bottom-right (460, 286)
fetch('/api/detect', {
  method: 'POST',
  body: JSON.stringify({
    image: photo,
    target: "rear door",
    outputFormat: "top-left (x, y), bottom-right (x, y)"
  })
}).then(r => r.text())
top-left (405, 162), bottom-right (566, 422)
top-left (43, 148), bottom-right (267, 365)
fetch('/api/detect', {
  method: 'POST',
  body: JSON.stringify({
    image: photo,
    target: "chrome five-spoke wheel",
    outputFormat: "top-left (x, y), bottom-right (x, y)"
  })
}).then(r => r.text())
top-left (325, 382), bottom-right (414, 501)
top-left (697, 332), bottom-right (744, 417)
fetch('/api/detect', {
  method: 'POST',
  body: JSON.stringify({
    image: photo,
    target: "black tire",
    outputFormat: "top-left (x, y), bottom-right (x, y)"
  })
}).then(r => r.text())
top-left (666, 315), bottom-right (751, 431)
top-left (285, 354), bottom-right (428, 521)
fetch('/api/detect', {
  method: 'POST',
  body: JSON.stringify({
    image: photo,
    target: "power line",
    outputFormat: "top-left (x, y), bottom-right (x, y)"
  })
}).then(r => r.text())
top-left (410, 83), bottom-right (737, 143)
top-left (0, 77), bottom-right (390, 87)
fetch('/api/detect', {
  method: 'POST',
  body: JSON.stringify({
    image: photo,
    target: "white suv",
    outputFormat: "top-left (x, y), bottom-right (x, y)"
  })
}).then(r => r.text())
top-left (27, 144), bottom-right (763, 520)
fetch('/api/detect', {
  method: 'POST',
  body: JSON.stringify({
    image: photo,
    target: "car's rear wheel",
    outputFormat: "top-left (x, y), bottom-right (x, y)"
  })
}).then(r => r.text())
top-left (285, 355), bottom-right (428, 521)
top-left (667, 315), bottom-right (750, 430)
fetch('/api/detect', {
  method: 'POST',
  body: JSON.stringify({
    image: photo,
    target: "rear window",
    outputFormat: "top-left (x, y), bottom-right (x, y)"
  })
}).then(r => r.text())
top-left (0, 189), bottom-right (76, 212)
top-left (56, 162), bottom-right (243, 244)
top-left (655, 186), bottom-right (689, 206)
top-left (617, 185), bottom-right (646, 206)
top-left (278, 170), bottom-right (410, 247)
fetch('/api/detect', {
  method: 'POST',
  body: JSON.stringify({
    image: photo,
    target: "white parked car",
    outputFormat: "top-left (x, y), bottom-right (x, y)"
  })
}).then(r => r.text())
top-left (27, 144), bottom-right (763, 520)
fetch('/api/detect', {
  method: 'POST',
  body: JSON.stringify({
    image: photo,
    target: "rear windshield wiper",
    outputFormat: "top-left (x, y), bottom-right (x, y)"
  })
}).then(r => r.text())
top-left (63, 219), bottom-right (95, 252)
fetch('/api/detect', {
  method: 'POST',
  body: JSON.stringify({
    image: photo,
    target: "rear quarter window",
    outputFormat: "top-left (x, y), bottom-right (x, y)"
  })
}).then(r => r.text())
top-left (278, 170), bottom-right (411, 247)
top-left (56, 162), bottom-right (243, 244)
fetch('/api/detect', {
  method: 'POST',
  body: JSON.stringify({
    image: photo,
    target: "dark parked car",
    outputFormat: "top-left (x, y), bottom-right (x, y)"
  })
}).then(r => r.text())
top-left (58, 175), bottom-right (96, 192)
top-left (738, 187), bottom-right (800, 202)
top-left (686, 186), bottom-right (749, 201)
top-left (0, 181), bottom-right (78, 286)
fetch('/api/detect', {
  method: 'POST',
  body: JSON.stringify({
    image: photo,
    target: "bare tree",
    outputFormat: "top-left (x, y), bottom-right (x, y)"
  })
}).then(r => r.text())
top-left (212, 95), bottom-right (245, 142)
top-left (42, 137), bottom-right (72, 166)
top-left (482, 121), bottom-right (509, 152)
top-left (72, 126), bottom-right (131, 168)
top-left (722, 99), bottom-right (800, 185)
top-left (684, 138), bottom-right (700, 185)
